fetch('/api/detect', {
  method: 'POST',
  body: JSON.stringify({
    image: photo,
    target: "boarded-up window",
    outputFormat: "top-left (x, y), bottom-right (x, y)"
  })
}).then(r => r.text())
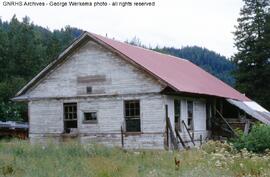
top-left (63, 103), bottom-right (77, 133)
top-left (187, 101), bottom-right (193, 130)
top-left (124, 100), bottom-right (140, 132)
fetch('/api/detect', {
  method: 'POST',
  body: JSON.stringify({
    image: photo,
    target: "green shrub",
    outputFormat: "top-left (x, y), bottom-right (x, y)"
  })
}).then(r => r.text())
top-left (232, 124), bottom-right (270, 153)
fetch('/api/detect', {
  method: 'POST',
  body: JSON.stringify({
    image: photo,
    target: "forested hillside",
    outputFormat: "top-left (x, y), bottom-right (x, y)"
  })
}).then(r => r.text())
top-left (0, 16), bottom-right (235, 121)
top-left (0, 16), bottom-right (82, 121)
top-left (155, 46), bottom-right (235, 86)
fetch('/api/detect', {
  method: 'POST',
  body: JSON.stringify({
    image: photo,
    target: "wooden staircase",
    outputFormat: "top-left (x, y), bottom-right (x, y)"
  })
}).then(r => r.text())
top-left (166, 116), bottom-right (197, 150)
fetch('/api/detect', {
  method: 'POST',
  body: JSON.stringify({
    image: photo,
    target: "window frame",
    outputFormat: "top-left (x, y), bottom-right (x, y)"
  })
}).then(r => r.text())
top-left (63, 103), bottom-right (78, 121)
top-left (187, 100), bottom-right (194, 131)
top-left (86, 86), bottom-right (92, 94)
top-left (83, 111), bottom-right (98, 124)
top-left (63, 102), bottom-right (78, 133)
top-left (124, 100), bottom-right (141, 133)
top-left (174, 99), bottom-right (182, 132)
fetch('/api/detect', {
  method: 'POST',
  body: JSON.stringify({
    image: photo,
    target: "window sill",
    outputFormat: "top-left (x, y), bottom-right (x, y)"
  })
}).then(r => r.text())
top-left (124, 131), bottom-right (143, 136)
top-left (61, 133), bottom-right (79, 137)
top-left (83, 121), bottom-right (98, 124)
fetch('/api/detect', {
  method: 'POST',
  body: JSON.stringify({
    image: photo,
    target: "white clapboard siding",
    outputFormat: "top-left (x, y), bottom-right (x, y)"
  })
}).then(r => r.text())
top-left (29, 100), bottom-right (64, 134)
top-left (27, 40), bottom-right (163, 98)
top-left (194, 100), bottom-right (207, 131)
top-left (29, 95), bottom-right (166, 149)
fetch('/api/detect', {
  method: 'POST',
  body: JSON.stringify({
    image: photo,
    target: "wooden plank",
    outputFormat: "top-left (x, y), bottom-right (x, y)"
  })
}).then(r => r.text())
top-left (77, 75), bottom-right (106, 83)
top-left (121, 126), bottom-right (124, 148)
top-left (216, 109), bottom-right (238, 137)
top-left (175, 129), bottom-right (186, 149)
top-left (165, 105), bottom-right (178, 150)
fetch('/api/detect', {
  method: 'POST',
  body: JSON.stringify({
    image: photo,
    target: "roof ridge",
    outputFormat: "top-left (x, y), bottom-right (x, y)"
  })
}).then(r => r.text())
top-left (88, 31), bottom-right (189, 63)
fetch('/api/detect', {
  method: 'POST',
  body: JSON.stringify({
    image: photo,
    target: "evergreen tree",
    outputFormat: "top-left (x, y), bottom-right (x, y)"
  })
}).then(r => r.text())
top-left (233, 0), bottom-right (270, 109)
top-left (0, 28), bottom-right (8, 81)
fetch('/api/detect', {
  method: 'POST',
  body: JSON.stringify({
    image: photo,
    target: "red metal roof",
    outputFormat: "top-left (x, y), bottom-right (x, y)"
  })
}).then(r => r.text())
top-left (92, 33), bottom-right (250, 101)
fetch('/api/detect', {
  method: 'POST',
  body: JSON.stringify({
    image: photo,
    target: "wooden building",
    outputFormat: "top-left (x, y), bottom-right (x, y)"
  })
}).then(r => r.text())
top-left (12, 32), bottom-right (270, 149)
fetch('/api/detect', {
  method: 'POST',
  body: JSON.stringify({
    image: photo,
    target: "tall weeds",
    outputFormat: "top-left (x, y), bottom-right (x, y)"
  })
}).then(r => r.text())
top-left (0, 140), bottom-right (269, 177)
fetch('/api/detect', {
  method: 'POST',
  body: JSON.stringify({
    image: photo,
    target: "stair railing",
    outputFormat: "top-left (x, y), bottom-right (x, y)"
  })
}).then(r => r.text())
top-left (175, 129), bottom-right (186, 149)
top-left (182, 120), bottom-right (195, 146)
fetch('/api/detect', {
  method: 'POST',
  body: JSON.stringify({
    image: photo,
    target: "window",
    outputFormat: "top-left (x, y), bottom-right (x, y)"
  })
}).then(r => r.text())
top-left (86, 86), bottom-right (92, 94)
top-left (63, 103), bottom-right (77, 133)
top-left (124, 100), bottom-right (140, 132)
top-left (84, 112), bottom-right (97, 123)
top-left (174, 99), bottom-right (181, 131)
top-left (187, 101), bottom-right (193, 130)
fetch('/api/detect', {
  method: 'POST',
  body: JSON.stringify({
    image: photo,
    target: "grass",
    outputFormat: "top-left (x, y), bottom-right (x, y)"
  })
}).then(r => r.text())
top-left (0, 140), bottom-right (270, 177)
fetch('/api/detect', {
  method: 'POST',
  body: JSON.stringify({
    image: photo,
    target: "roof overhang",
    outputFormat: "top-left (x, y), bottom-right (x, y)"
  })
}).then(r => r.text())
top-left (226, 99), bottom-right (270, 125)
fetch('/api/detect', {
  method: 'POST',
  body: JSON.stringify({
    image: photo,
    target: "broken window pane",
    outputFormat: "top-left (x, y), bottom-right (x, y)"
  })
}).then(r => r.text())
top-left (84, 112), bottom-right (97, 123)
top-left (63, 103), bottom-right (78, 133)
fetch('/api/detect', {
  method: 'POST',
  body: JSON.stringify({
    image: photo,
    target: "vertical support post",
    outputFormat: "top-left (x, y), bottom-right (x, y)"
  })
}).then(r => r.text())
top-left (192, 130), bottom-right (194, 140)
top-left (200, 134), bottom-right (202, 146)
top-left (213, 98), bottom-right (217, 119)
top-left (165, 104), bottom-right (169, 149)
top-left (27, 102), bottom-right (30, 138)
top-left (220, 99), bottom-right (223, 115)
top-left (244, 119), bottom-right (251, 135)
top-left (121, 126), bottom-right (124, 148)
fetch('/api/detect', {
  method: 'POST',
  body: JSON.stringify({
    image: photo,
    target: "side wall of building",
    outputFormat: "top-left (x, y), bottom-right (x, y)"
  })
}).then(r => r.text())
top-left (27, 39), bottom-right (167, 149)
top-left (29, 94), bottom-right (166, 149)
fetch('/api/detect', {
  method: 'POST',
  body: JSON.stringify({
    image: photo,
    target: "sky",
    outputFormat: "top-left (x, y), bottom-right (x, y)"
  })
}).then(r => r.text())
top-left (0, 0), bottom-right (244, 57)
